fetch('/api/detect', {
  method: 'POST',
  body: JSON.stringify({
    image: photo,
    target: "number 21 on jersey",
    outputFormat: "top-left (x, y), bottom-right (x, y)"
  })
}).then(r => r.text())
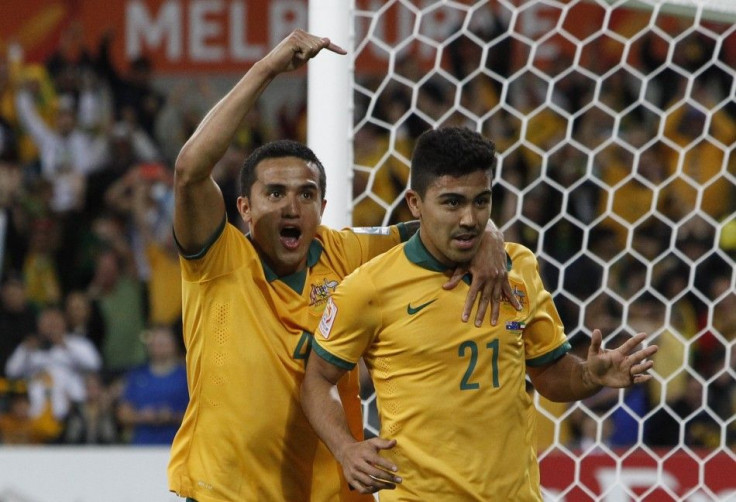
top-left (458, 338), bottom-right (500, 390)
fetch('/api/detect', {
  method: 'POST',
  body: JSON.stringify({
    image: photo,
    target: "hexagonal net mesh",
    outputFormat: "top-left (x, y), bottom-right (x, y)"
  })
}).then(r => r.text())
top-left (350, 0), bottom-right (736, 499)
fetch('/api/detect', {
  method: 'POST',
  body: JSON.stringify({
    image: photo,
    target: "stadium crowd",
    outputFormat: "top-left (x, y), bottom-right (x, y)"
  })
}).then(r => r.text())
top-left (0, 18), bottom-right (735, 451)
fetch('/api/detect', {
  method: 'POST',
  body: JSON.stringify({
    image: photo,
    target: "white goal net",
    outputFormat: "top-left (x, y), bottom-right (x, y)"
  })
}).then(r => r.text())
top-left (349, 1), bottom-right (736, 500)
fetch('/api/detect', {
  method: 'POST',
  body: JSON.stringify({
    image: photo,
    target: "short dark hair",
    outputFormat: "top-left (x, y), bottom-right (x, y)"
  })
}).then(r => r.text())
top-left (240, 140), bottom-right (326, 198)
top-left (410, 127), bottom-right (496, 197)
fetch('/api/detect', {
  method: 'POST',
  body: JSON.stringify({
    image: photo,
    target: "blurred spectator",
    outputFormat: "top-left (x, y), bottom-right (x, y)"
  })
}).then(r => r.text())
top-left (209, 102), bottom-right (271, 229)
top-left (22, 216), bottom-right (62, 307)
top-left (608, 255), bottom-right (648, 300)
top-left (710, 273), bottom-right (736, 343)
top-left (106, 121), bottom-right (160, 165)
top-left (83, 121), bottom-right (159, 223)
top-left (661, 83), bottom-right (736, 222)
top-left (0, 41), bottom-right (62, 165)
top-left (566, 406), bottom-right (614, 452)
top-left (276, 99), bottom-right (307, 142)
top-left (64, 289), bottom-right (105, 355)
top-left (62, 212), bottom-right (124, 291)
top-left (5, 306), bottom-right (101, 422)
top-left (96, 32), bottom-right (164, 138)
top-left (62, 372), bottom-right (118, 444)
top-left (721, 218), bottom-right (736, 259)
top-left (0, 46), bottom-right (21, 163)
top-left (213, 143), bottom-right (250, 230)
top-left (154, 78), bottom-right (217, 165)
top-left (654, 261), bottom-right (699, 340)
top-left (632, 294), bottom-right (689, 407)
top-left (636, 28), bottom-right (716, 111)
top-left (105, 162), bottom-right (172, 271)
top-left (116, 325), bottom-right (188, 445)
top-left (0, 379), bottom-right (61, 444)
top-left (548, 144), bottom-right (600, 225)
top-left (15, 82), bottom-right (107, 213)
top-left (0, 117), bottom-right (18, 165)
top-left (129, 164), bottom-right (181, 327)
top-left (598, 140), bottom-right (669, 249)
top-left (87, 246), bottom-right (147, 377)
top-left (44, 21), bottom-right (96, 100)
top-left (0, 159), bottom-right (27, 273)
top-left (0, 273), bottom-right (36, 376)
top-left (104, 162), bottom-right (179, 326)
top-left (644, 375), bottom-right (721, 448)
top-left (581, 293), bottom-right (621, 340)
top-left (43, 22), bottom-right (110, 133)
top-left (607, 385), bottom-right (649, 447)
top-left (352, 123), bottom-right (412, 226)
top-left (690, 272), bottom-right (734, 380)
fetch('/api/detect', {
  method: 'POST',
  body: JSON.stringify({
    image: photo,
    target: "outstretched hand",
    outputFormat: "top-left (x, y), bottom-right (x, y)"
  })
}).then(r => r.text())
top-left (337, 437), bottom-right (402, 494)
top-left (261, 29), bottom-right (346, 76)
top-left (586, 329), bottom-right (658, 388)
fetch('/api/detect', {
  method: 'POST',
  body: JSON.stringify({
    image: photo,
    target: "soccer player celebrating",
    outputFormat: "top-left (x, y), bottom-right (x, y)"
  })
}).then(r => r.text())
top-left (168, 31), bottom-right (517, 502)
top-left (301, 126), bottom-right (659, 500)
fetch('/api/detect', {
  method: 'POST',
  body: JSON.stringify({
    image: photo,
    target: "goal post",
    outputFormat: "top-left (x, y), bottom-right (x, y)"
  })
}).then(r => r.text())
top-left (314, 0), bottom-right (736, 499)
top-left (307, 0), bottom-right (352, 229)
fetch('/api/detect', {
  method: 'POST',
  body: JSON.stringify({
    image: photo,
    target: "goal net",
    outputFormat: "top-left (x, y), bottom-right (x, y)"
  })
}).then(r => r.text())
top-left (349, 0), bottom-right (736, 499)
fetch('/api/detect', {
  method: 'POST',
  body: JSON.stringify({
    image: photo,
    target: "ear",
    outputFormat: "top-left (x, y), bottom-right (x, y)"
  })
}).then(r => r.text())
top-left (405, 190), bottom-right (421, 219)
top-left (320, 198), bottom-right (327, 217)
top-left (237, 196), bottom-right (251, 223)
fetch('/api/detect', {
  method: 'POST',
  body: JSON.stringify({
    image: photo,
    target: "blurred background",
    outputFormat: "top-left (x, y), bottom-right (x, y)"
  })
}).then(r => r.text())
top-left (0, 0), bottom-right (735, 500)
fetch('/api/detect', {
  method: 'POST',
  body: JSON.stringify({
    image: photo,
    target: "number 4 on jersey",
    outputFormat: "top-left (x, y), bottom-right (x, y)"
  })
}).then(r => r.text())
top-left (294, 331), bottom-right (312, 363)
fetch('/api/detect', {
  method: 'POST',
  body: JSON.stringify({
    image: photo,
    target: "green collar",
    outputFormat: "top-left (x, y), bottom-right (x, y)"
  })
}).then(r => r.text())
top-left (403, 232), bottom-right (512, 285)
top-left (251, 236), bottom-right (324, 293)
top-left (403, 232), bottom-right (452, 273)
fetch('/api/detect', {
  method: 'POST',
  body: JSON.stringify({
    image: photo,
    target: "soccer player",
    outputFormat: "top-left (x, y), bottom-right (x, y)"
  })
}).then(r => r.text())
top-left (168, 31), bottom-right (517, 502)
top-left (301, 126), bottom-right (659, 500)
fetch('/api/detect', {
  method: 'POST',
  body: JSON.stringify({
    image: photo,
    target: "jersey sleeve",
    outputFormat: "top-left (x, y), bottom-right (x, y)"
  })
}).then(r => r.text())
top-left (177, 221), bottom-right (256, 282)
top-left (312, 270), bottom-right (381, 370)
top-left (513, 246), bottom-right (571, 366)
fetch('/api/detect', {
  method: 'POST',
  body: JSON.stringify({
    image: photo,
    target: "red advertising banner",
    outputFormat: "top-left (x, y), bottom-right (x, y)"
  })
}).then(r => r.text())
top-left (6, 0), bottom-right (734, 76)
top-left (0, 0), bottom-right (284, 74)
top-left (540, 448), bottom-right (736, 501)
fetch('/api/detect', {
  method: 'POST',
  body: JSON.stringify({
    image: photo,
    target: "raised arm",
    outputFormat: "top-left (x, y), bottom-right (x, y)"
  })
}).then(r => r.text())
top-left (173, 30), bottom-right (346, 253)
top-left (301, 352), bottom-right (402, 494)
top-left (15, 88), bottom-right (56, 157)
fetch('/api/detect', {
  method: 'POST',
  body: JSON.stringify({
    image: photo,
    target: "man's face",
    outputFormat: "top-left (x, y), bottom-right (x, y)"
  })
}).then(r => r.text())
top-left (1, 281), bottom-right (25, 312)
top-left (56, 109), bottom-right (76, 136)
top-left (238, 157), bottom-right (326, 276)
top-left (38, 310), bottom-right (66, 343)
top-left (406, 170), bottom-right (492, 266)
top-left (146, 328), bottom-right (177, 362)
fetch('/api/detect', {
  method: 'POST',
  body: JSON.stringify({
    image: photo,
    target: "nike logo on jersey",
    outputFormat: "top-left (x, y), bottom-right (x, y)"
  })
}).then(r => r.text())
top-left (407, 299), bottom-right (437, 315)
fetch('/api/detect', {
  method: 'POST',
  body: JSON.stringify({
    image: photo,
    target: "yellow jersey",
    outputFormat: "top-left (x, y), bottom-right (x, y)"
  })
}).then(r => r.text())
top-left (314, 233), bottom-right (570, 501)
top-left (168, 221), bottom-right (408, 502)
top-left (145, 242), bottom-right (182, 325)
